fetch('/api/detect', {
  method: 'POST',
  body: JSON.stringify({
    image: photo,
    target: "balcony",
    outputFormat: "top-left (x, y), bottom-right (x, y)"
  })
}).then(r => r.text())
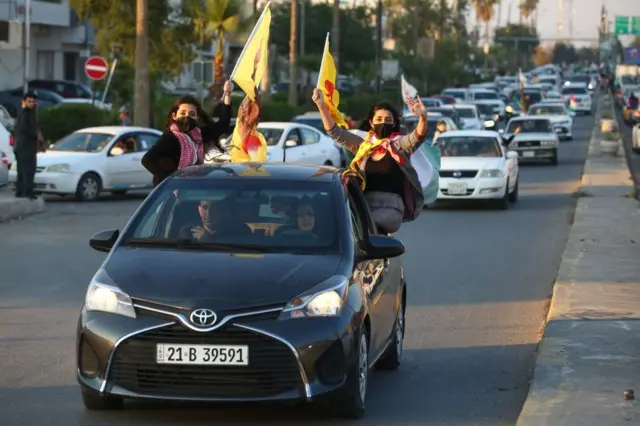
top-left (0, 0), bottom-right (71, 27)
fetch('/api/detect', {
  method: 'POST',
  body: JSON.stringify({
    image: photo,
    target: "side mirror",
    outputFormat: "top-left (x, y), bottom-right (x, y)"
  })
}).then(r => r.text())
top-left (506, 151), bottom-right (518, 159)
top-left (89, 229), bottom-right (119, 253)
top-left (284, 140), bottom-right (298, 148)
top-left (357, 235), bottom-right (405, 261)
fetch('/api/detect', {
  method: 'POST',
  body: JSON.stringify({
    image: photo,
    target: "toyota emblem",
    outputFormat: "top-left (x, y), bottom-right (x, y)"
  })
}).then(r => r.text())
top-left (189, 309), bottom-right (217, 327)
top-left (453, 171), bottom-right (462, 178)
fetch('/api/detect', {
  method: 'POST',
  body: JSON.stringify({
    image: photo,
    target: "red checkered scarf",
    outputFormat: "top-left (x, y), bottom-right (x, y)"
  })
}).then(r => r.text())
top-left (170, 123), bottom-right (204, 169)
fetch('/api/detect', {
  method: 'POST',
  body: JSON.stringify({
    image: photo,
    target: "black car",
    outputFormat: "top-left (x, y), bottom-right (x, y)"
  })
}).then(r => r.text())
top-left (77, 163), bottom-right (407, 418)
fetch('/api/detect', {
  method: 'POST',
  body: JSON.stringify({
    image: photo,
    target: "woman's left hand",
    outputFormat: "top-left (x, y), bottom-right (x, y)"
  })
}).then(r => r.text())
top-left (406, 96), bottom-right (427, 118)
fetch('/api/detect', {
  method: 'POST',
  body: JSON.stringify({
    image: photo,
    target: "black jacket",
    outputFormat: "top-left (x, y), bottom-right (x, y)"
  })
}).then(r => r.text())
top-left (14, 107), bottom-right (39, 154)
top-left (142, 104), bottom-right (232, 187)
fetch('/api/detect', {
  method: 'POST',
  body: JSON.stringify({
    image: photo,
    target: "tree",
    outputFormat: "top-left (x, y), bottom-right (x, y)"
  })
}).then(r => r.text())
top-left (289, 0), bottom-right (297, 107)
top-left (532, 45), bottom-right (552, 66)
top-left (519, 0), bottom-right (539, 27)
top-left (134, 0), bottom-right (149, 126)
top-left (494, 24), bottom-right (539, 70)
top-left (472, 0), bottom-right (499, 59)
top-left (552, 42), bottom-right (577, 64)
top-left (70, 0), bottom-right (197, 79)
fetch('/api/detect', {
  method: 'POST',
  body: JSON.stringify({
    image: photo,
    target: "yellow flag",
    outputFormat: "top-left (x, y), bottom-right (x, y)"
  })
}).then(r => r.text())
top-left (317, 33), bottom-right (349, 128)
top-left (230, 3), bottom-right (271, 101)
top-left (229, 125), bottom-right (268, 163)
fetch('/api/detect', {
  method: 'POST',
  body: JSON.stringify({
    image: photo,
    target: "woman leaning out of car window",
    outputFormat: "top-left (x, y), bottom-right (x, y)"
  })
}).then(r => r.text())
top-left (141, 80), bottom-right (234, 187)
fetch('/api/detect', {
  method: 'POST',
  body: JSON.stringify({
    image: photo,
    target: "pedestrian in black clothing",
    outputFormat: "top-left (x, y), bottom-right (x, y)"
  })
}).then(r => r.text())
top-left (14, 91), bottom-right (43, 199)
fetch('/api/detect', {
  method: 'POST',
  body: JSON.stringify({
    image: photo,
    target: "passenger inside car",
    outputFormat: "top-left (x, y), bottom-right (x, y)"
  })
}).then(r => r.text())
top-left (278, 197), bottom-right (319, 238)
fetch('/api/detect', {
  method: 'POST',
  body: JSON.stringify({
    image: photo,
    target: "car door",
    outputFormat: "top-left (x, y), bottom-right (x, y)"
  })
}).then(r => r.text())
top-left (135, 132), bottom-right (160, 187)
top-left (299, 127), bottom-right (326, 164)
top-left (282, 128), bottom-right (308, 163)
top-left (501, 140), bottom-right (517, 186)
top-left (346, 178), bottom-right (398, 355)
top-left (104, 132), bottom-right (146, 189)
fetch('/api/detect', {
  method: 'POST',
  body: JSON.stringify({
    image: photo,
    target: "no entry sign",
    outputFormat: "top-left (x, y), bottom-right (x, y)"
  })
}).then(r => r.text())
top-left (85, 56), bottom-right (109, 80)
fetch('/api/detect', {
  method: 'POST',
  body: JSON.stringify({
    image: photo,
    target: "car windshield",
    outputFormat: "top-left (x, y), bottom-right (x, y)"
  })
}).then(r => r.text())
top-left (529, 105), bottom-right (566, 116)
top-left (455, 107), bottom-right (476, 118)
top-left (292, 117), bottom-right (324, 133)
top-left (255, 127), bottom-right (285, 146)
top-left (431, 108), bottom-right (456, 119)
top-left (561, 86), bottom-right (588, 95)
top-left (473, 92), bottom-right (498, 100)
top-left (474, 104), bottom-right (495, 115)
top-left (122, 177), bottom-right (340, 253)
top-left (437, 137), bottom-right (501, 157)
top-left (50, 132), bottom-right (113, 153)
top-left (522, 92), bottom-right (542, 103)
top-left (506, 119), bottom-right (551, 133)
top-left (444, 90), bottom-right (466, 99)
top-left (435, 96), bottom-right (456, 105)
top-left (567, 75), bottom-right (589, 84)
top-left (406, 117), bottom-right (442, 137)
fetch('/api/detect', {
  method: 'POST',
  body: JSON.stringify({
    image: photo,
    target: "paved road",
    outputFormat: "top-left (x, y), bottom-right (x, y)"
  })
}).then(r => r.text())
top-left (0, 115), bottom-right (593, 426)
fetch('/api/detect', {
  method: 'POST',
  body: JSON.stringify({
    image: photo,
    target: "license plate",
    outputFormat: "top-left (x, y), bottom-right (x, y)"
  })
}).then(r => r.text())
top-left (448, 182), bottom-right (468, 195)
top-left (156, 344), bottom-right (249, 365)
top-left (522, 151), bottom-right (535, 158)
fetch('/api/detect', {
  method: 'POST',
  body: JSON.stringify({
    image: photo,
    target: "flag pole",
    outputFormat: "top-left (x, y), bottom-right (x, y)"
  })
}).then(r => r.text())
top-left (316, 32), bottom-right (330, 89)
top-left (230, 1), bottom-right (271, 80)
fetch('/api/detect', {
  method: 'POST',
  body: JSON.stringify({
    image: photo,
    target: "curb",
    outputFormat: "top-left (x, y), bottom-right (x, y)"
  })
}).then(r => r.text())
top-left (0, 195), bottom-right (46, 224)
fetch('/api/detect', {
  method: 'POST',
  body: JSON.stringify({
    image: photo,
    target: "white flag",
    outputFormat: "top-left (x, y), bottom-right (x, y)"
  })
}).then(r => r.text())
top-left (401, 74), bottom-right (418, 104)
top-left (518, 69), bottom-right (527, 87)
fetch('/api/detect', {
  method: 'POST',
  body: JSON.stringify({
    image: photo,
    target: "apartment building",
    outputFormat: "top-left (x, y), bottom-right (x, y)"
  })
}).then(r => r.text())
top-left (0, 0), bottom-right (93, 90)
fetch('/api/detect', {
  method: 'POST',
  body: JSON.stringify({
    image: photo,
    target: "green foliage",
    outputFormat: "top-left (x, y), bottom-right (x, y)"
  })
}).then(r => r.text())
top-left (39, 104), bottom-right (118, 142)
top-left (269, 3), bottom-right (376, 75)
top-left (70, 0), bottom-right (197, 79)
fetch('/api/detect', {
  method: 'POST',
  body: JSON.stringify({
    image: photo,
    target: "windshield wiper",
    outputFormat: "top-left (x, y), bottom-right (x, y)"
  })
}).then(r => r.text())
top-left (123, 238), bottom-right (179, 247)
top-left (176, 239), bottom-right (273, 252)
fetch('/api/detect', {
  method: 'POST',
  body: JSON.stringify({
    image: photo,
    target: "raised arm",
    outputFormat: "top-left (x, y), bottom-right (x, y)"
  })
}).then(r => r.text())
top-left (312, 88), bottom-right (363, 153)
top-left (201, 81), bottom-right (233, 149)
top-left (394, 97), bottom-right (428, 155)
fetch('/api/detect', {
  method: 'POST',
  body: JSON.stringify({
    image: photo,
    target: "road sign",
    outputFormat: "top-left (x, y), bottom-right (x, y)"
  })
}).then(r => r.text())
top-left (615, 16), bottom-right (640, 35)
top-left (84, 56), bottom-right (108, 80)
top-left (625, 47), bottom-right (640, 65)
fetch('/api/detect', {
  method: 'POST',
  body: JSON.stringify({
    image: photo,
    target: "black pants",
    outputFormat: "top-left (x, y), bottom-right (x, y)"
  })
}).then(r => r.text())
top-left (15, 151), bottom-right (36, 197)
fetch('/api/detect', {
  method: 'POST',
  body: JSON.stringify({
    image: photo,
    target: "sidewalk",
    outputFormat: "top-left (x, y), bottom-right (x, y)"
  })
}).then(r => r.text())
top-left (0, 188), bottom-right (45, 224)
top-left (516, 98), bottom-right (640, 424)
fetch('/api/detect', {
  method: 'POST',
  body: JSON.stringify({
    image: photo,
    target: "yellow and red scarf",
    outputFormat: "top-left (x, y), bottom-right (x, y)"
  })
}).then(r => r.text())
top-left (343, 131), bottom-right (405, 190)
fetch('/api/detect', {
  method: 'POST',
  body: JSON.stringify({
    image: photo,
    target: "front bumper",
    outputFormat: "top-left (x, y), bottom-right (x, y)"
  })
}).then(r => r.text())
top-left (437, 176), bottom-right (507, 200)
top-left (8, 169), bottom-right (79, 194)
top-left (510, 147), bottom-right (556, 160)
top-left (553, 125), bottom-right (573, 138)
top-left (77, 304), bottom-right (361, 403)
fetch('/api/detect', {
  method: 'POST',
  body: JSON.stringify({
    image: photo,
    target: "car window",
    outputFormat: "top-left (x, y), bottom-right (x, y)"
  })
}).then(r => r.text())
top-left (456, 108), bottom-right (476, 118)
top-left (0, 107), bottom-right (9, 120)
top-left (472, 92), bottom-right (498, 100)
top-left (529, 105), bottom-right (566, 116)
top-left (121, 178), bottom-right (340, 252)
top-left (110, 133), bottom-right (139, 154)
top-left (256, 127), bottom-right (284, 146)
top-left (561, 87), bottom-right (588, 95)
top-left (436, 136), bottom-right (502, 158)
top-left (37, 91), bottom-right (58, 103)
top-left (137, 133), bottom-right (160, 151)
top-left (300, 128), bottom-right (319, 145)
top-left (506, 119), bottom-right (552, 133)
top-left (50, 132), bottom-right (113, 153)
top-left (285, 129), bottom-right (302, 146)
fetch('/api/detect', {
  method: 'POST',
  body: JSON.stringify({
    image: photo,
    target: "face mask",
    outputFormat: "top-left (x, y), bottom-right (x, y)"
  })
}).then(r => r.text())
top-left (175, 116), bottom-right (197, 133)
top-left (372, 123), bottom-right (394, 139)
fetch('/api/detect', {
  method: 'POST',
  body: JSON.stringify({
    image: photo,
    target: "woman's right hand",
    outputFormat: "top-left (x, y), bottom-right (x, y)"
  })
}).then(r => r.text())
top-left (312, 88), bottom-right (325, 109)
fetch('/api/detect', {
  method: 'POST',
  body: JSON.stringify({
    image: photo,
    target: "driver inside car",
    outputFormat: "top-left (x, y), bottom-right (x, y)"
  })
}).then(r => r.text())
top-left (179, 198), bottom-right (252, 242)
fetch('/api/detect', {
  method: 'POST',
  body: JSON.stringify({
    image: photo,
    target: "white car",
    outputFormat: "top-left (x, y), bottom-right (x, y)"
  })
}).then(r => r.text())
top-left (0, 150), bottom-right (8, 187)
top-left (404, 112), bottom-right (457, 144)
top-left (502, 117), bottom-right (559, 165)
top-left (541, 90), bottom-right (563, 102)
top-left (0, 121), bottom-right (14, 167)
top-left (435, 130), bottom-right (519, 209)
top-left (8, 126), bottom-right (161, 201)
top-left (212, 122), bottom-right (342, 166)
top-left (450, 104), bottom-right (482, 130)
top-left (561, 83), bottom-right (592, 114)
top-left (471, 99), bottom-right (506, 121)
top-left (442, 88), bottom-right (468, 102)
top-left (527, 102), bottom-right (574, 140)
top-left (633, 123), bottom-right (640, 152)
top-left (468, 88), bottom-right (500, 101)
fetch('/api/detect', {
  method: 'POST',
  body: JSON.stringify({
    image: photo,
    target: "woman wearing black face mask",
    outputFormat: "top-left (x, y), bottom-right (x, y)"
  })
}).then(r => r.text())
top-left (141, 81), bottom-right (233, 187)
top-left (312, 89), bottom-right (428, 233)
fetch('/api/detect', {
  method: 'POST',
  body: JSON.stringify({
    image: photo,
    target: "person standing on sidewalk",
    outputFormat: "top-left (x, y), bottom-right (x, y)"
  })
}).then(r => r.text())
top-left (119, 106), bottom-right (132, 126)
top-left (14, 91), bottom-right (43, 199)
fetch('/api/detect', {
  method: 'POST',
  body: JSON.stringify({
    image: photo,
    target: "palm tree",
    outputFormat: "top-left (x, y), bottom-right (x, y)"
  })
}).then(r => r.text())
top-left (472, 0), bottom-right (499, 55)
top-left (519, 0), bottom-right (538, 27)
top-left (189, 0), bottom-right (244, 91)
top-left (134, 0), bottom-right (150, 127)
top-left (288, 0), bottom-right (298, 107)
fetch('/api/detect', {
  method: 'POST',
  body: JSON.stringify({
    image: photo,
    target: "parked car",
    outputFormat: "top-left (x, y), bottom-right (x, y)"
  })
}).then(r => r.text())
top-left (0, 150), bottom-right (8, 187)
top-left (76, 162), bottom-right (407, 418)
top-left (8, 126), bottom-right (161, 200)
top-left (28, 79), bottom-right (94, 99)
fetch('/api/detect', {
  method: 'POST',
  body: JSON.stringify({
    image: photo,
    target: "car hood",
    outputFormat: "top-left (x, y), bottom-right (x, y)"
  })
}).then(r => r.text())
top-left (37, 151), bottom-right (98, 166)
top-left (105, 248), bottom-right (343, 311)
top-left (506, 132), bottom-right (556, 141)
top-left (532, 115), bottom-right (569, 123)
top-left (441, 156), bottom-right (503, 171)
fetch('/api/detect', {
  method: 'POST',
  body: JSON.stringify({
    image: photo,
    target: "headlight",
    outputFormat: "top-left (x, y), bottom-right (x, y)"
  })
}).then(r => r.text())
top-left (281, 275), bottom-right (348, 319)
top-left (541, 140), bottom-right (556, 147)
top-left (484, 120), bottom-right (495, 127)
top-left (46, 163), bottom-right (70, 173)
top-left (480, 169), bottom-right (505, 178)
top-left (84, 269), bottom-right (136, 318)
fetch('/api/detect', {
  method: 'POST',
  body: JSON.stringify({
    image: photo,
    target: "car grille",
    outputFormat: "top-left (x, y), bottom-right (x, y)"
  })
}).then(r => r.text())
top-left (516, 141), bottom-right (540, 147)
top-left (440, 188), bottom-right (474, 196)
top-left (108, 325), bottom-right (302, 398)
top-left (439, 170), bottom-right (478, 178)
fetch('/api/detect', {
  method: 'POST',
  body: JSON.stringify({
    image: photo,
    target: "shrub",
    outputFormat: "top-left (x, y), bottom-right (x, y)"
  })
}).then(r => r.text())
top-left (39, 104), bottom-right (118, 142)
top-left (601, 110), bottom-right (612, 119)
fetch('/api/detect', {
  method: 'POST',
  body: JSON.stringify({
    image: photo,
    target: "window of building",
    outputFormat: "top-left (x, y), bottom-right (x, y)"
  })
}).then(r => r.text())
top-left (37, 50), bottom-right (55, 80)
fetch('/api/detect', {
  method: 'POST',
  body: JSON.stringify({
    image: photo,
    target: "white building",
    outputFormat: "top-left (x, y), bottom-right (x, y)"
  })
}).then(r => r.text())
top-left (0, 0), bottom-right (93, 91)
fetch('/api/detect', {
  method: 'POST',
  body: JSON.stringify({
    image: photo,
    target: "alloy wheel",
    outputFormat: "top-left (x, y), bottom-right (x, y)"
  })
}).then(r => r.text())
top-left (358, 334), bottom-right (368, 405)
top-left (82, 177), bottom-right (99, 200)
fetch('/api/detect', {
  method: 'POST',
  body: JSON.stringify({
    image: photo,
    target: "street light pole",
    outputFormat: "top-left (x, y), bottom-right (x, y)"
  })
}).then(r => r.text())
top-left (23, 0), bottom-right (31, 94)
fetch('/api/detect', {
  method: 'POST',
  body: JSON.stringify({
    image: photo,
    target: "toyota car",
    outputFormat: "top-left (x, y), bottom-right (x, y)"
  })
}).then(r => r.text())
top-left (76, 163), bottom-right (406, 419)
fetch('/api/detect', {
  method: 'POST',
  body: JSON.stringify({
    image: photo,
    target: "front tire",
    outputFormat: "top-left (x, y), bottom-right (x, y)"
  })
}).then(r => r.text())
top-left (81, 389), bottom-right (123, 411)
top-left (376, 297), bottom-right (405, 370)
top-left (333, 330), bottom-right (369, 419)
top-left (493, 180), bottom-right (509, 210)
top-left (75, 173), bottom-right (102, 201)
top-left (508, 176), bottom-right (519, 203)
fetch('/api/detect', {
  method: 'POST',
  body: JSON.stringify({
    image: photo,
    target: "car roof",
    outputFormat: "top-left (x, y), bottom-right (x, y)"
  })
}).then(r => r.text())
top-left (76, 126), bottom-right (161, 135)
top-left (529, 102), bottom-right (566, 109)
top-left (438, 130), bottom-right (500, 138)
top-left (563, 82), bottom-right (588, 88)
top-left (173, 163), bottom-right (341, 183)
top-left (509, 116), bottom-right (552, 121)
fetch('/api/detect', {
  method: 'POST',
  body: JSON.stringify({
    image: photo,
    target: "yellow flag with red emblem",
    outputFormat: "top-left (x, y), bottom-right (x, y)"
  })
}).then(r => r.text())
top-left (317, 33), bottom-right (349, 129)
top-left (229, 125), bottom-right (268, 163)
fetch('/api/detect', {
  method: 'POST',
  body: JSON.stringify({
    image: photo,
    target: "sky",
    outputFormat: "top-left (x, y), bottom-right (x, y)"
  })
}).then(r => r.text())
top-left (468, 0), bottom-right (640, 47)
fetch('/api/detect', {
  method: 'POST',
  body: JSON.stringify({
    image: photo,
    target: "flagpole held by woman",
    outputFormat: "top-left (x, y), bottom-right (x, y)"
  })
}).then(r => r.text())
top-left (312, 87), bottom-right (428, 234)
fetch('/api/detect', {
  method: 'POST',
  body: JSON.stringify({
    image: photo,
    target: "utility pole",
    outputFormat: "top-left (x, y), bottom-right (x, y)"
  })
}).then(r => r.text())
top-left (332, 0), bottom-right (340, 70)
top-left (22, 0), bottom-right (31, 94)
top-left (300, 0), bottom-right (305, 57)
top-left (134, 0), bottom-right (150, 127)
top-left (288, 0), bottom-right (298, 107)
top-left (375, 0), bottom-right (382, 93)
